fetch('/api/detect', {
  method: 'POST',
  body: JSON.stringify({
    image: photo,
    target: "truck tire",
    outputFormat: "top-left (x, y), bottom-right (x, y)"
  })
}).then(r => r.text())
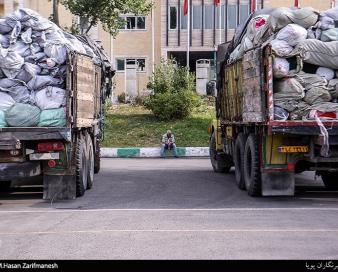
top-left (76, 133), bottom-right (88, 197)
top-left (94, 139), bottom-right (100, 174)
top-left (243, 134), bottom-right (261, 196)
top-left (86, 134), bottom-right (94, 190)
top-left (0, 180), bottom-right (11, 191)
top-left (209, 132), bottom-right (231, 173)
top-left (320, 171), bottom-right (338, 190)
top-left (234, 133), bottom-right (246, 190)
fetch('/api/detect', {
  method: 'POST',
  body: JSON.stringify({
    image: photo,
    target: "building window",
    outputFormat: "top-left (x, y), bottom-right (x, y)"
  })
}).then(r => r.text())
top-left (115, 58), bottom-right (146, 72)
top-left (239, 4), bottom-right (249, 24)
top-left (204, 5), bottom-right (213, 29)
top-left (192, 5), bottom-right (202, 29)
top-left (216, 4), bottom-right (225, 29)
top-left (181, 6), bottom-right (188, 29)
top-left (119, 16), bottom-right (146, 30)
top-left (116, 58), bottom-right (125, 71)
top-left (227, 5), bottom-right (237, 29)
top-left (137, 17), bottom-right (146, 29)
top-left (169, 6), bottom-right (177, 29)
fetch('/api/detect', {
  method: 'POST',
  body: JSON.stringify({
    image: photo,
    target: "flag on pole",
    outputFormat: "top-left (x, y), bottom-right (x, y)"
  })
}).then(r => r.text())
top-left (183, 0), bottom-right (188, 15)
top-left (251, 0), bottom-right (256, 12)
top-left (215, 0), bottom-right (220, 6)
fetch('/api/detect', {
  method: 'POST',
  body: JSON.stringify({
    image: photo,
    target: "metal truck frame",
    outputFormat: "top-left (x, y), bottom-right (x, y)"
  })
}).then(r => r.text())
top-left (0, 38), bottom-right (113, 200)
top-left (209, 44), bottom-right (338, 196)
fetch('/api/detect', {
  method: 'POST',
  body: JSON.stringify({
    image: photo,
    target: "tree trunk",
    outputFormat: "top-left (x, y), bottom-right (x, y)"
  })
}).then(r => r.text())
top-left (53, 0), bottom-right (60, 26)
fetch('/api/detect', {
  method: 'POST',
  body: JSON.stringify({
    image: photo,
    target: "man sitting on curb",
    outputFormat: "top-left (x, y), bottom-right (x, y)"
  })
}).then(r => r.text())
top-left (160, 130), bottom-right (178, 158)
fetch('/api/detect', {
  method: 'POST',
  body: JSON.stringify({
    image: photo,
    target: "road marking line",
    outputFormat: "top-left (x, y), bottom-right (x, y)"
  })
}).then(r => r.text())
top-left (0, 229), bottom-right (338, 236)
top-left (1, 207), bottom-right (338, 213)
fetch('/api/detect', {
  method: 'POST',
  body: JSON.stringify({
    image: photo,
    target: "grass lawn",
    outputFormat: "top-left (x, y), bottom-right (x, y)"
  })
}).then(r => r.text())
top-left (102, 102), bottom-right (215, 147)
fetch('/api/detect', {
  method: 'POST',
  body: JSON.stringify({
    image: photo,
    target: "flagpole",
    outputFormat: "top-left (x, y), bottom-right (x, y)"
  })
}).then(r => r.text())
top-left (187, 0), bottom-right (190, 70)
top-left (219, 1), bottom-right (222, 44)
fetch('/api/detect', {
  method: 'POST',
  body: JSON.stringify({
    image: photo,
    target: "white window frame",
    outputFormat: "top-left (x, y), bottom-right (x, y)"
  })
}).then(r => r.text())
top-left (115, 57), bottom-right (147, 73)
top-left (119, 15), bottom-right (146, 31)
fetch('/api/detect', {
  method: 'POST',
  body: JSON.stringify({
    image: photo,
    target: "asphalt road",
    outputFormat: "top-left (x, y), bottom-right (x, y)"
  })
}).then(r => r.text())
top-left (0, 158), bottom-right (338, 259)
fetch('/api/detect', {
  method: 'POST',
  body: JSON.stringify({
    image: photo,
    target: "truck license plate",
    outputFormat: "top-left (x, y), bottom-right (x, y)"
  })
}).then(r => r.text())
top-left (29, 153), bottom-right (60, 160)
top-left (278, 146), bottom-right (309, 153)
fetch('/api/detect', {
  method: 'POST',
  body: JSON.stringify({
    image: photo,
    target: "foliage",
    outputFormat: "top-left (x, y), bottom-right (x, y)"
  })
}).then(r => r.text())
top-left (134, 95), bottom-right (146, 106)
top-left (117, 93), bottom-right (126, 104)
top-left (62, 0), bottom-right (153, 36)
top-left (63, 18), bottom-right (82, 35)
top-left (102, 104), bottom-right (215, 147)
top-left (145, 59), bottom-right (200, 120)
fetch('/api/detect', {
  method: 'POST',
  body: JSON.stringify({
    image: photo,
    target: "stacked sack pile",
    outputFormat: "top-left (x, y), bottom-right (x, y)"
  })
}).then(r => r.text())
top-left (0, 8), bottom-right (100, 128)
top-left (228, 6), bottom-right (338, 121)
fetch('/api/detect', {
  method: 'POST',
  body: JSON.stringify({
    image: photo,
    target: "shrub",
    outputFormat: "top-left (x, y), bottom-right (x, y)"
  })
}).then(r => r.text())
top-left (117, 92), bottom-right (126, 103)
top-left (134, 95), bottom-right (146, 106)
top-left (145, 59), bottom-right (200, 120)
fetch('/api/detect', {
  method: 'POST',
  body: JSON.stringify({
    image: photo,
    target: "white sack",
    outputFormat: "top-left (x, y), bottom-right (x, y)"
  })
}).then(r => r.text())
top-left (270, 39), bottom-right (293, 57)
top-left (316, 67), bottom-right (335, 80)
top-left (276, 24), bottom-right (307, 46)
top-left (0, 91), bottom-right (15, 112)
top-left (21, 27), bottom-right (32, 43)
top-left (0, 47), bottom-right (24, 78)
top-left (319, 15), bottom-right (335, 30)
top-left (294, 40), bottom-right (338, 69)
top-left (35, 86), bottom-right (66, 110)
top-left (273, 57), bottom-right (290, 78)
top-left (44, 42), bottom-right (68, 64)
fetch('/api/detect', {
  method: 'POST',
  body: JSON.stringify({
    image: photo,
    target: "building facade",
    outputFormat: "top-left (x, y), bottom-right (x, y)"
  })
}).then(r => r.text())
top-left (0, 0), bottom-right (335, 97)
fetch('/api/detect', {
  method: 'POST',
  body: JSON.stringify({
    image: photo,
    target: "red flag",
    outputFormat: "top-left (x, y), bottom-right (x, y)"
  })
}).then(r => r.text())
top-left (183, 0), bottom-right (188, 15)
top-left (294, 0), bottom-right (299, 7)
top-left (215, 0), bottom-right (220, 6)
top-left (251, 0), bottom-right (256, 12)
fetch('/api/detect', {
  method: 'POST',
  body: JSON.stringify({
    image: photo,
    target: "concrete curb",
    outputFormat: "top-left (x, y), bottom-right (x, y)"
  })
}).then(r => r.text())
top-left (101, 147), bottom-right (209, 158)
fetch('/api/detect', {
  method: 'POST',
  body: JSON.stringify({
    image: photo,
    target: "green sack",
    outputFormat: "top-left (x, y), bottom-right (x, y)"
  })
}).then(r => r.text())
top-left (38, 107), bottom-right (66, 127)
top-left (321, 28), bottom-right (338, 42)
top-left (0, 110), bottom-right (7, 127)
top-left (5, 103), bottom-right (40, 127)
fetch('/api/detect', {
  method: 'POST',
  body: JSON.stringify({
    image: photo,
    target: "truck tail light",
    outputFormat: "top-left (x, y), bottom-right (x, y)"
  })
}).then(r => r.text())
top-left (37, 142), bottom-right (65, 152)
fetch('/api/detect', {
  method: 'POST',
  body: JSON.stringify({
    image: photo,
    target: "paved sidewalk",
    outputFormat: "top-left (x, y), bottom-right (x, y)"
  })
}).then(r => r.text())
top-left (101, 147), bottom-right (209, 158)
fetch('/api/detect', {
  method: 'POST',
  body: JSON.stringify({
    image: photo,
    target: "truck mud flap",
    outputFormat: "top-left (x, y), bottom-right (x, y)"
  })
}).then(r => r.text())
top-left (261, 171), bottom-right (295, 196)
top-left (43, 175), bottom-right (76, 200)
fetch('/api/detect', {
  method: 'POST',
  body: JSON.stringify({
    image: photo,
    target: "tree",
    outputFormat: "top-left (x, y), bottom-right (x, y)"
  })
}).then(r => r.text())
top-left (48, 0), bottom-right (60, 26)
top-left (61, 0), bottom-right (153, 36)
top-left (145, 59), bottom-right (201, 120)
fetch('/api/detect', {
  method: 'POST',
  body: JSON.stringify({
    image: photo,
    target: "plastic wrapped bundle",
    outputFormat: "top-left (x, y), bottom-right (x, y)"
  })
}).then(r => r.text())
top-left (270, 39), bottom-right (293, 57)
top-left (5, 103), bottom-right (40, 127)
top-left (0, 91), bottom-right (15, 111)
top-left (273, 57), bottom-right (290, 78)
top-left (294, 40), bottom-right (338, 69)
top-left (321, 28), bottom-right (338, 42)
top-left (0, 47), bottom-right (24, 78)
top-left (276, 24), bottom-right (307, 46)
top-left (35, 86), bottom-right (66, 110)
top-left (0, 110), bottom-right (7, 127)
top-left (38, 107), bottom-right (66, 127)
top-left (316, 67), bottom-right (335, 80)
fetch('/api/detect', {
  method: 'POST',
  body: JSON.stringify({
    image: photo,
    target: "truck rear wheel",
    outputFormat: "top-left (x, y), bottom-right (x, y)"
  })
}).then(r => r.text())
top-left (243, 134), bottom-right (261, 196)
top-left (209, 132), bottom-right (231, 173)
top-left (320, 171), bottom-right (338, 190)
top-left (76, 133), bottom-right (88, 197)
top-left (86, 134), bottom-right (94, 190)
top-left (234, 133), bottom-right (246, 190)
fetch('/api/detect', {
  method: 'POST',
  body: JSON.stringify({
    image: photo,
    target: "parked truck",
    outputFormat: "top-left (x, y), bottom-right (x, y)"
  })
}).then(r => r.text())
top-left (0, 35), bottom-right (114, 200)
top-left (209, 7), bottom-right (338, 196)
